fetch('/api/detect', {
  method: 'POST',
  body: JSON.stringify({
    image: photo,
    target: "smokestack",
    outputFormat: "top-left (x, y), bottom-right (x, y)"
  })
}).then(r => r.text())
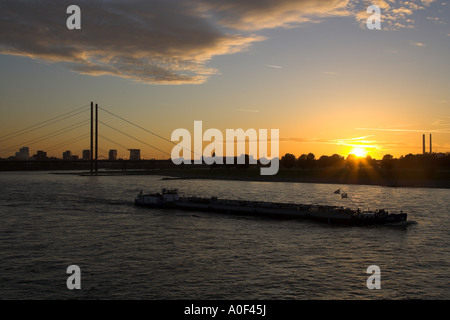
top-left (430, 134), bottom-right (432, 154)
top-left (423, 134), bottom-right (425, 155)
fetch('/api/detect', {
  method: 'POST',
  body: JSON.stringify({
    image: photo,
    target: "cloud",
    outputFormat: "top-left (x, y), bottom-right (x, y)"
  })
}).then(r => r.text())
top-left (335, 135), bottom-right (376, 141)
top-left (265, 64), bottom-right (283, 69)
top-left (0, 0), bottom-right (440, 84)
top-left (329, 135), bottom-right (379, 148)
top-left (0, 0), bottom-right (351, 85)
top-left (0, 0), bottom-right (263, 84)
top-left (279, 137), bottom-right (316, 143)
top-left (356, 127), bottom-right (450, 133)
top-left (200, 0), bottom-right (351, 31)
top-left (350, 0), bottom-right (434, 30)
top-left (421, 0), bottom-right (436, 5)
top-left (432, 117), bottom-right (450, 126)
top-left (412, 42), bottom-right (426, 47)
top-left (280, 136), bottom-right (383, 152)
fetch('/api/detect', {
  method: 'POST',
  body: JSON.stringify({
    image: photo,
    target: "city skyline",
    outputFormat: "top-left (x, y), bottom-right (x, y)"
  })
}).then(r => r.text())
top-left (3, 133), bottom-right (443, 162)
top-left (0, 0), bottom-right (449, 160)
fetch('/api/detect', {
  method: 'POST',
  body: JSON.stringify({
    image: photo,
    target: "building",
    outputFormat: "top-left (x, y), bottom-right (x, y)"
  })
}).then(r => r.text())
top-left (33, 151), bottom-right (47, 161)
top-left (129, 149), bottom-right (141, 160)
top-left (109, 149), bottom-right (117, 161)
top-left (63, 150), bottom-right (71, 160)
top-left (15, 147), bottom-right (29, 160)
top-left (82, 150), bottom-right (91, 160)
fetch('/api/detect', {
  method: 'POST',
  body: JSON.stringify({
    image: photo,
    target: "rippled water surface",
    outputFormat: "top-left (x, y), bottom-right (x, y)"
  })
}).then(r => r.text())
top-left (0, 171), bottom-right (449, 299)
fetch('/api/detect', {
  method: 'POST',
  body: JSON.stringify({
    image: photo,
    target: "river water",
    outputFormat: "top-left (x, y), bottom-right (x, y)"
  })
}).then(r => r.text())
top-left (0, 171), bottom-right (448, 299)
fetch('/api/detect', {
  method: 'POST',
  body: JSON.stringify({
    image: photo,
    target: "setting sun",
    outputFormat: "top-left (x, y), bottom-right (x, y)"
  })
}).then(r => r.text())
top-left (349, 147), bottom-right (368, 158)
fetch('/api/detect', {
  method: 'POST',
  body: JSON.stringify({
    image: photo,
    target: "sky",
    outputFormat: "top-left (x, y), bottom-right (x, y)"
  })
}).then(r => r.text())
top-left (0, 0), bottom-right (449, 160)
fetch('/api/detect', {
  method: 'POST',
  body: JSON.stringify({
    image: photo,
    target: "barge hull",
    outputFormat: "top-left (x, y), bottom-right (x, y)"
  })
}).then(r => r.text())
top-left (135, 198), bottom-right (407, 226)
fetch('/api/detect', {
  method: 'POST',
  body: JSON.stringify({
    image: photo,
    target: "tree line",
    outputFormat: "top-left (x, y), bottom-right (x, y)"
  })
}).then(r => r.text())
top-left (280, 152), bottom-right (450, 170)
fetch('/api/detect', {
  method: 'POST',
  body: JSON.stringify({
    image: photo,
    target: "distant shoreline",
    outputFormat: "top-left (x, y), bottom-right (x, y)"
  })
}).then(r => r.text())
top-left (50, 167), bottom-right (450, 189)
top-left (157, 170), bottom-right (450, 189)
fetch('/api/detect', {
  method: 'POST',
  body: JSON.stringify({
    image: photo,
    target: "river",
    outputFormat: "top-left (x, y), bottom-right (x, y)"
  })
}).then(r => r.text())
top-left (0, 171), bottom-right (448, 299)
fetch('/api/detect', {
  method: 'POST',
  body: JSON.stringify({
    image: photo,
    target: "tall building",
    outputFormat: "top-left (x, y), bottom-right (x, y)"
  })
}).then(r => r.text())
top-left (15, 147), bottom-right (29, 160)
top-left (33, 151), bottom-right (47, 161)
top-left (82, 150), bottom-right (91, 160)
top-left (109, 149), bottom-right (117, 161)
top-left (63, 150), bottom-right (71, 160)
top-left (129, 149), bottom-right (140, 160)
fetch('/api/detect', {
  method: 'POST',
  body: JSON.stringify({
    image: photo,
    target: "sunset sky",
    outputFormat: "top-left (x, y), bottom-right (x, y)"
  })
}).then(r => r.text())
top-left (0, 0), bottom-right (449, 160)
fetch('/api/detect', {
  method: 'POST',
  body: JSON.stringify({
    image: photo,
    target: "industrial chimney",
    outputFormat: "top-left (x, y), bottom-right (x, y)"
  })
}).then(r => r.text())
top-left (430, 134), bottom-right (432, 154)
top-left (423, 134), bottom-right (426, 155)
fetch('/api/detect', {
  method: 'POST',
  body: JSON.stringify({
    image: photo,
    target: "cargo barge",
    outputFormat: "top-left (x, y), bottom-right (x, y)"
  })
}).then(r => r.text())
top-left (135, 188), bottom-right (407, 226)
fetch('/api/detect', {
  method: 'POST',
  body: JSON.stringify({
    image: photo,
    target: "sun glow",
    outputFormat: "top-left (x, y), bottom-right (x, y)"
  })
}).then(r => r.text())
top-left (349, 147), bottom-right (368, 158)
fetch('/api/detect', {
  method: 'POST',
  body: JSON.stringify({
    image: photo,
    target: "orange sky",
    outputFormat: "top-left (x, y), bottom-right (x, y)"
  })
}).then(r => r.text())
top-left (0, 0), bottom-right (449, 159)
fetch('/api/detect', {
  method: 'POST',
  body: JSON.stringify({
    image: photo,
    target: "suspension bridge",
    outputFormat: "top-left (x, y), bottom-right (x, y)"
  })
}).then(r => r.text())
top-left (0, 102), bottom-right (183, 173)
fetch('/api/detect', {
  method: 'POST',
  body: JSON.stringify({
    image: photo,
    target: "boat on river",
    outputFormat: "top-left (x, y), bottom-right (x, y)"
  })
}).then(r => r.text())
top-left (135, 188), bottom-right (407, 226)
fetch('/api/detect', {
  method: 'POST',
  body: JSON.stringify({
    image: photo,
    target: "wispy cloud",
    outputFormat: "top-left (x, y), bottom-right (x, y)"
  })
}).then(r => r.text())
top-left (421, 0), bottom-right (436, 5)
top-left (203, 0), bottom-right (350, 31)
top-left (335, 135), bottom-right (375, 141)
top-left (265, 64), bottom-right (283, 69)
top-left (432, 117), bottom-right (450, 126)
top-left (329, 135), bottom-right (380, 148)
top-left (280, 135), bottom-right (378, 147)
top-left (356, 127), bottom-right (450, 133)
top-left (426, 16), bottom-right (440, 22)
top-left (279, 137), bottom-right (320, 143)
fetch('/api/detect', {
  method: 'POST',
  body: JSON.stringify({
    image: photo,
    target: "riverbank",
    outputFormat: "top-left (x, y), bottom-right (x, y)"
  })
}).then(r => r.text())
top-left (67, 167), bottom-right (450, 189)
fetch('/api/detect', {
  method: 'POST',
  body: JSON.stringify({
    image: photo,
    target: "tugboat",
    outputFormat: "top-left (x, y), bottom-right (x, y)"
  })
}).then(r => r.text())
top-left (135, 188), bottom-right (408, 226)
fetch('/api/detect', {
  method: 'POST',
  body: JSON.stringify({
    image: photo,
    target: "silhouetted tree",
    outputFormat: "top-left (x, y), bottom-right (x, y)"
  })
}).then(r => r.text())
top-left (381, 154), bottom-right (394, 170)
top-left (362, 155), bottom-right (375, 168)
top-left (281, 153), bottom-right (297, 169)
top-left (330, 154), bottom-right (344, 166)
top-left (317, 155), bottom-right (330, 167)
top-left (346, 154), bottom-right (357, 169)
top-left (305, 153), bottom-right (315, 169)
top-left (306, 153), bottom-right (315, 161)
top-left (400, 153), bottom-right (416, 168)
top-left (297, 154), bottom-right (307, 170)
